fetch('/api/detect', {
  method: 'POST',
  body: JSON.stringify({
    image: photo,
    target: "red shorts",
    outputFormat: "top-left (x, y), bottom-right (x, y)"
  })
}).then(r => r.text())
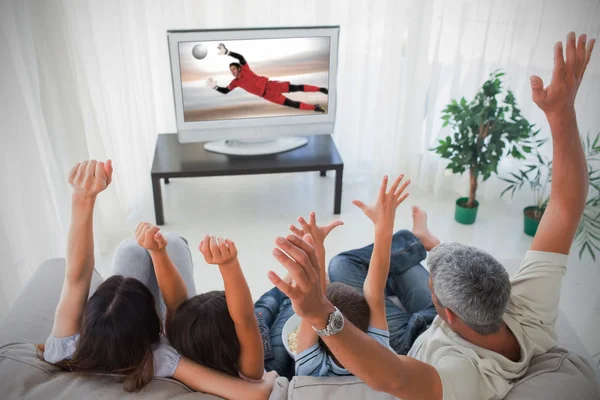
top-left (262, 81), bottom-right (290, 105)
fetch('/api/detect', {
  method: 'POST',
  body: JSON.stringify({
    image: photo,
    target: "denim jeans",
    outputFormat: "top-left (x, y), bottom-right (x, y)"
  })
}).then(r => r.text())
top-left (328, 230), bottom-right (437, 355)
top-left (254, 287), bottom-right (295, 379)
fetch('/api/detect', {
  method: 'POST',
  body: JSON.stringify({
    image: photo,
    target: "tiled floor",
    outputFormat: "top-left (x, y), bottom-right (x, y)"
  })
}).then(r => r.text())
top-left (95, 172), bottom-right (600, 361)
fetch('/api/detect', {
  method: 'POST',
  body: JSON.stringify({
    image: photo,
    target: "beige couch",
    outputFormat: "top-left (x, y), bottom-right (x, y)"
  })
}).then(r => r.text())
top-left (1, 259), bottom-right (599, 399)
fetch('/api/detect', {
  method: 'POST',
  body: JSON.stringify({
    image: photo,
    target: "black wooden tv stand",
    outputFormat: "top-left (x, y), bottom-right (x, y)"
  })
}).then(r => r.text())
top-left (151, 134), bottom-right (344, 225)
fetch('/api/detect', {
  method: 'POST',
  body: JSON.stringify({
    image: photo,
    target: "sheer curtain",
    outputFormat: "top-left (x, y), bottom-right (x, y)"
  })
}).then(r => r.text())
top-left (1, 0), bottom-right (599, 316)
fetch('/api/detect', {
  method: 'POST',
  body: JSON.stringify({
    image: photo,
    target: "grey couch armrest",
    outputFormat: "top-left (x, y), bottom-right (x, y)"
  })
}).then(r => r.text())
top-left (0, 259), bottom-right (103, 347)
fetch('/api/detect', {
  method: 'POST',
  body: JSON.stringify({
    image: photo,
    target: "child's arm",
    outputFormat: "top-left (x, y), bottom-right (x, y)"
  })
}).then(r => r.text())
top-left (200, 236), bottom-right (264, 381)
top-left (289, 213), bottom-right (343, 353)
top-left (52, 160), bottom-right (113, 338)
top-left (135, 223), bottom-right (188, 332)
top-left (353, 175), bottom-right (411, 330)
top-left (173, 358), bottom-right (277, 400)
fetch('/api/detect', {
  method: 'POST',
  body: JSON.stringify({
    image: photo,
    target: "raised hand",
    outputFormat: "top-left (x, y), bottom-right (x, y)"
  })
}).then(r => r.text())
top-left (353, 175), bottom-right (410, 232)
top-left (217, 43), bottom-right (228, 56)
top-left (135, 222), bottom-right (167, 252)
top-left (206, 78), bottom-right (217, 88)
top-left (289, 212), bottom-right (343, 249)
top-left (530, 32), bottom-right (595, 116)
top-left (199, 235), bottom-right (238, 266)
top-left (68, 159), bottom-right (113, 200)
top-left (268, 234), bottom-right (333, 328)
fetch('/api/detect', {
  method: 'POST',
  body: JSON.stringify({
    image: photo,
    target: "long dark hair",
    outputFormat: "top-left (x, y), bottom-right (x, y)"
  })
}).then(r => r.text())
top-left (38, 276), bottom-right (161, 392)
top-left (167, 291), bottom-right (241, 377)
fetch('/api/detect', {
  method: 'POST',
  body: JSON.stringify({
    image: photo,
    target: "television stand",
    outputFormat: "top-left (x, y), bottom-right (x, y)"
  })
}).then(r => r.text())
top-left (204, 137), bottom-right (308, 156)
top-left (151, 134), bottom-right (344, 225)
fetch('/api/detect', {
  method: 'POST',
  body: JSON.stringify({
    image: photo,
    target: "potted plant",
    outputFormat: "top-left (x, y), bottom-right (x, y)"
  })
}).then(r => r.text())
top-left (575, 132), bottom-right (600, 260)
top-left (502, 132), bottom-right (600, 253)
top-left (500, 139), bottom-right (551, 236)
top-left (432, 70), bottom-right (539, 224)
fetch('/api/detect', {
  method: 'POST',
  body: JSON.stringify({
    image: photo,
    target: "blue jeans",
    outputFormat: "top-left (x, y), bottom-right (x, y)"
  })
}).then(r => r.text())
top-left (328, 230), bottom-right (437, 355)
top-left (254, 287), bottom-right (295, 379)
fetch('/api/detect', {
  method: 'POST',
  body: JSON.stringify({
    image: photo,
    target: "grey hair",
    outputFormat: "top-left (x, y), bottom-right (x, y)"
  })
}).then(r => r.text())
top-left (428, 243), bottom-right (511, 335)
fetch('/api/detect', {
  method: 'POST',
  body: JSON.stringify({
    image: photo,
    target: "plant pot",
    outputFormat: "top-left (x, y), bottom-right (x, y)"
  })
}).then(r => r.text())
top-left (454, 197), bottom-right (479, 225)
top-left (523, 206), bottom-right (543, 237)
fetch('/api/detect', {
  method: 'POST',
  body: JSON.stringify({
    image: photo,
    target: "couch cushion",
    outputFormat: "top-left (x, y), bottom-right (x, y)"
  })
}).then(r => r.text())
top-left (288, 376), bottom-right (395, 400)
top-left (505, 346), bottom-right (600, 399)
top-left (0, 259), bottom-right (103, 347)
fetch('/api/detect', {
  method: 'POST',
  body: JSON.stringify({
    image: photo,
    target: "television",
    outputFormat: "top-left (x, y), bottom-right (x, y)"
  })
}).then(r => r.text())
top-left (167, 26), bottom-right (339, 155)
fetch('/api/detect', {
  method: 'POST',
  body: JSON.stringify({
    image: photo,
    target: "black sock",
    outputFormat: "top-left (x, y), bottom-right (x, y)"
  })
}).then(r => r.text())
top-left (319, 88), bottom-right (328, 95)
top-left (283, 98), bottom-right (301, 109)
top-left (288, 84), bottom-right (304, 92)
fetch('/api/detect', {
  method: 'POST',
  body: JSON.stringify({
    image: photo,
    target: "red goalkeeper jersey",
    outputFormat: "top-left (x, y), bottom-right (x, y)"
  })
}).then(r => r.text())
top-left (227, 63), bottom-right (268, 97)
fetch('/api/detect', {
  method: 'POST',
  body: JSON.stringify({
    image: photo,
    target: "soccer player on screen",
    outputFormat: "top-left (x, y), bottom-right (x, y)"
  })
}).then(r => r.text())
top-left (207, 43), bottom-right (328, 113)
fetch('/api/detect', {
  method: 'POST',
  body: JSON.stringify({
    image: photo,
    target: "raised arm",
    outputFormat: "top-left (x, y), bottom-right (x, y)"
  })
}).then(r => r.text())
top-left (268, 235), bottom-right (442, 400)
top-left (135, 222), bottom-right (188, 331)
top-left (51, 160), bottom-right (113, 337)
top-left (353, 175), bottom-right (410, 330)
top-left (288, 213), bottom-right (343, 353)
top-left (173, 359), bottom-right (277, 400)
top-left (218, 43), bottom-right (247, 65)
top-left (530, 32), bottom-right (595, 254)
top-left (200, 236), bottom-right (264, 381)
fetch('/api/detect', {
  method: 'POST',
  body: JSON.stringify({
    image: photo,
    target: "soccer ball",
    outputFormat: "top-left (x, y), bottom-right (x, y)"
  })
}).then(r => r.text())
top-left (192, 44), bottom-right (208, 60)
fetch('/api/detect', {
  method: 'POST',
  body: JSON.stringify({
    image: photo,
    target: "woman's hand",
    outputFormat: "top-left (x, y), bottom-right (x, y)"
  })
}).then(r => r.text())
top-left (199, 235), bottom-right (238, 266)
top-left (68, 159), bottom-right (113, 201)
top-left (135, 222), bottom-right (167, 252)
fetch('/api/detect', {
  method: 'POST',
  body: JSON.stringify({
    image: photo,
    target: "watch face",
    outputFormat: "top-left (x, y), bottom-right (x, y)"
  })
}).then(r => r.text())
top-left (332, 312), bottom-right (344, 331)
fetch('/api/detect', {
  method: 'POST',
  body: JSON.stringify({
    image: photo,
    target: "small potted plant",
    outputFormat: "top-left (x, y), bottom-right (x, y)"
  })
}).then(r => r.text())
top-left (500, 140), bottom-right (551, 236)
top-left (575, 132), bottom-right (599, 260)
top-left (432, 70), bottom-right (539, 224)
top-left (502, 132), bottom-right (600, 248)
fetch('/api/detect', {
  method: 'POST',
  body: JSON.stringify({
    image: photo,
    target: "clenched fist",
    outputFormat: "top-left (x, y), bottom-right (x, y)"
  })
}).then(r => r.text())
top-left (199, 235), bottom-right (238, 266)
top-left (69, 159), bottom-right (113, 200)
top-left (136, 222), bottom-right (167, 252)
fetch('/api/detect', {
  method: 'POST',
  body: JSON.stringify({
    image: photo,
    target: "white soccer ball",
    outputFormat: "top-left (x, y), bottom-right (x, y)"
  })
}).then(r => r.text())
top-left (192, 43), bottom-right (208, 60)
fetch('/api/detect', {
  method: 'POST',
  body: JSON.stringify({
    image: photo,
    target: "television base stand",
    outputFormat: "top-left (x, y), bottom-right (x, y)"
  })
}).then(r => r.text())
top-left (204, 137), bottom-right (308, 156)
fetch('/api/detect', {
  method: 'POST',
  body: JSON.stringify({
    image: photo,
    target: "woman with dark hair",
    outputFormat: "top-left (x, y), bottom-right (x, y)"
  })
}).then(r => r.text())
top-left (39, 160), bottom-right (276, 399)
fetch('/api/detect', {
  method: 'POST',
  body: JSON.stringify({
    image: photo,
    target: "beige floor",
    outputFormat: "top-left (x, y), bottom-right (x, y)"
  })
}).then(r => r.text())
top-left (95, 172), bottom-right (600, 363)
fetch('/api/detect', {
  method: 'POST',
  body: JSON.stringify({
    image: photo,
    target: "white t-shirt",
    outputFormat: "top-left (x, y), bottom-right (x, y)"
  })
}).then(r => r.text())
top-left (408, 250), bottom-right (568, 400)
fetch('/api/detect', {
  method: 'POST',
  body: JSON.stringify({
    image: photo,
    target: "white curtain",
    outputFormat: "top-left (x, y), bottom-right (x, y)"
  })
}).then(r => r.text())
top-left (1, 0), bottom-right (599, 317)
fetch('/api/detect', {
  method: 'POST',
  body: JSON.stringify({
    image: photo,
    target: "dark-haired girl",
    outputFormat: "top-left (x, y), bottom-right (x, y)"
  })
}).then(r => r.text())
top-left (39, 160), bottom-right (276, 399)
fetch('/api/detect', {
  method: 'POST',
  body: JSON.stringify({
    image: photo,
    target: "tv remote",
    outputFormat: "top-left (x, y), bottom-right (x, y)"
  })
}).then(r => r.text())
top-left (255, 312), bottom-right (274, 361)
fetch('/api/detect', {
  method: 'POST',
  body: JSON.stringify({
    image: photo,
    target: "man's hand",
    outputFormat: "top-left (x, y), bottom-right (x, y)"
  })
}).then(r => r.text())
top-left (353, 175), bottom-right (410, 233)
top-left (217, 43), bottom-right (228, 56)
top-left (199, 235), bottom-right (238, 266)
top-left (289, 212), bottom-right (343, 250)
top-left (268, 234), bottom-right (334, 329)
top-left (206, 78), bottom-right (217, 88)
top-left (68, 159), bottom-right (113, 201)
top-left (530, 32), bottom-right (595, 118)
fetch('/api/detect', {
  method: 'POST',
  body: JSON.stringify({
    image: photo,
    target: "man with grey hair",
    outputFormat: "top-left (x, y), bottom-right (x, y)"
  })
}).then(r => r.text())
top-left (268, 32), bottom-right (596, 399)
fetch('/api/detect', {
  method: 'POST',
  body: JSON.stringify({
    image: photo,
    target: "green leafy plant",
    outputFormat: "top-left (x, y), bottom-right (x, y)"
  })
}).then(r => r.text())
top-left (500, 138), bottom-right (551, 220)
top-left (501, 132), bottom-right (600, 261)
top-left (432, 70), bottom-right (540, 208)
top-left (576, 132), bottom-right (600, 261)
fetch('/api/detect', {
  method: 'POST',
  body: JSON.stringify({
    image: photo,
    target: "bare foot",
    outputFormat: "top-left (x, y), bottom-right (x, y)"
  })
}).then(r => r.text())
top-left (412, 206), bottom-right (440, 251)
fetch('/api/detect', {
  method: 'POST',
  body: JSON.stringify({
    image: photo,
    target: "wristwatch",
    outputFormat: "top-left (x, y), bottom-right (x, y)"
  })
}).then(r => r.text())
top-left (313, 307), bottom-right (344, 337)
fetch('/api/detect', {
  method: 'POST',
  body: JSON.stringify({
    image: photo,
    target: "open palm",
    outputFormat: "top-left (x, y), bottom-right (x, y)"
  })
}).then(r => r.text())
top-left (530, 33), bottom-right (595, 115)
top-left (353, 175), bottom-right (411, 231)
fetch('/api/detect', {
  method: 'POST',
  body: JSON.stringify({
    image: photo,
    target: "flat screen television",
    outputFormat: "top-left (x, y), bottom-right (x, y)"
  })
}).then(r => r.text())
top-left (167, 26), bottom-right (339, 155)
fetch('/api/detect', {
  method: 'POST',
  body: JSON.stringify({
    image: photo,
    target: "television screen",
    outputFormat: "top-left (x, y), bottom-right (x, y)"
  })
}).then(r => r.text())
top-left (178, 37), bottom-right (331, 122)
